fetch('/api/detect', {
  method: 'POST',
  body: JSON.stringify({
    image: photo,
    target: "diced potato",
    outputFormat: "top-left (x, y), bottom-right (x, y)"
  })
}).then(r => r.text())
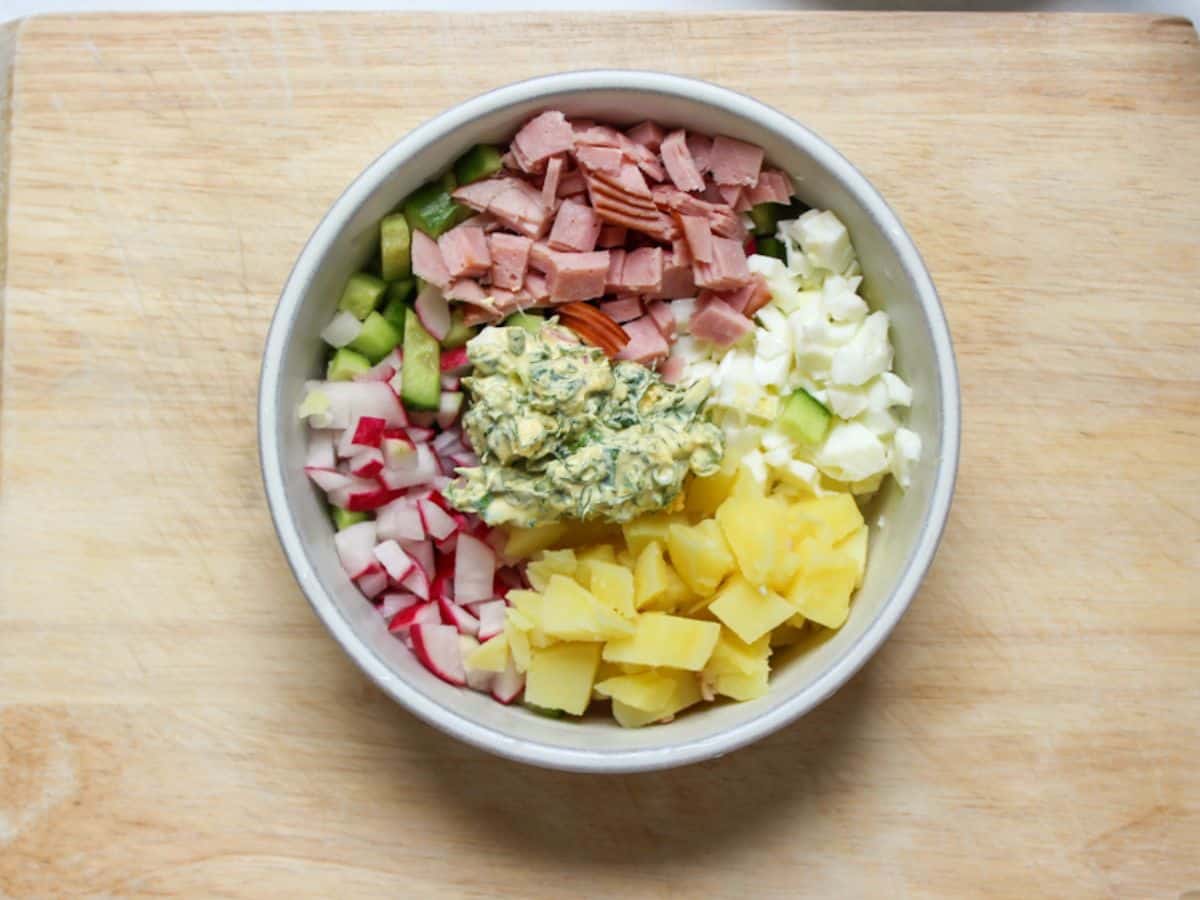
top-left (708, 574), bottom-right (795, 644)
top-left (835, 525), bottom-right (869, 588)
top-left (525, 642), bottom-right (603, 715)
top-left (507, 590), bottom-right (543, 626)
top-left (634, 540), bottom-right (673, 610)
top-left (527, 548), bottom-right (577, 590)
top-left (684, 460), bottom-right (740, 519)
top-left (575, 544), bottom-right (618, 586)
top-left (504, 522), bottom-right (568, 560)
top-left (729, 464), bottom-right (767, 502)
top-left (771, 623), bottom-right (807, 647)
top-left (541, 574), bottom-right (635, 642)
top-left (785, 546), bottom-right (858, 628)
top-left (622, 512), bottom-right (687, 558)
top-left (555, 519), bottom-right (624, 549)
top-left (705, 628), bottom-right (772, 677)
top-left (602, 612), bottom-right (720, 671)
top-left (611, 669), bottom-right (703, 728)
top-left (713, 667), bottom-right (769, 701)
top-left (504, 616), bottom-right (531, 672)
top-left (594, 671), bottom-right (677, 711)
top-left (715, 495), bottom-right (778, 587)
top-left (588, 559), bottom-right (636, 618)
top-left (666, 519), bottom-right (736, 596)
top-left (467, 634), bottom-right (509, 673)
top-left (792, 493), bottom-right (864, 544)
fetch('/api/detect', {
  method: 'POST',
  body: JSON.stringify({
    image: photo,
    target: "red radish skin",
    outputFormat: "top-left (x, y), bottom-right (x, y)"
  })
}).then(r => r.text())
top-left (350, 416), bottom-right (387, 448)
top-left (389, 601), bottom-right (440, 634)
top-left (411, 624), bottom-right (468, 686)
top-left (349, 447), bottom-right (384, 479)
top-left (414, 284), bottom-right (452, 340)
top-left (440, 346), bottom-right (471, 374)
top-left (339, 486), bottom-right (404, 512)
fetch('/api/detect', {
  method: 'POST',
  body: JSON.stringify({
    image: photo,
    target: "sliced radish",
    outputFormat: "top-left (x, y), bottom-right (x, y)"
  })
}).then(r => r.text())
top-left (387, 369), bottom-right (403, 397)
top-left (350, 416), bottom-right (387, 448)
top-left (418, 499), bottom-right (458, 541)
top-left (490, 658), bottom-right (525, 705)
top-left (454, 533), bottom-right (496, 604)
top-left (305, 467), bottom-right (353, 493)
top-left (334, 484), bottom-right (402, 512)
top-left (377, 443), bottom-right (438, 491)
top-left (388, 600), bottom-right (439, 635)
top-left (382, 434), bottom-right (415, 466)
top-left (434, 533), bottom-right (458, 555)
top-left (378, 591), bottom-right (421, 619)
top-left (430, 475), bottom-right (452, 494)
top-left (355, 348), bottom-right (402, 383)
top-left (440, 373), bottom-right (462, 392)
top-left (349, 447), bottom-right (384, 478)
top-left (321, 310), bottom-right (364, 348)
top-left (410, 623), bottom-right (466, 686)
top-left (437, 592), bottom-right (479, 636)
top-left (400, 563), bottom-right (431, 600)
top-left (306, 431), bottom-right (336, 469)
top-left (373, 539), bottom-right (417, 583)
top-left (333, 520), bottom-right (377, 579)
top-left (414, 283), bottom-right (452, 341)
top-left (376, 497), bottom-right (425, 542)
top-left (475, 600), bottom-right (507, 642)
top-left (448, 450), bottom-right (480, 469)
top-left (356, 566), bottom-right (389, 599)
top-left (436, 393), bottom-right (464, 430)
top-left (431, 428), bottom-right (464, 455)
top-left (460, 635), bottom-right (494, 692)
top-left (401, 539), bottom-right (436, 580)
top-left (315, 381), bottom-right (407, 430)
top-left (440, 345), bottom-right (470, 375)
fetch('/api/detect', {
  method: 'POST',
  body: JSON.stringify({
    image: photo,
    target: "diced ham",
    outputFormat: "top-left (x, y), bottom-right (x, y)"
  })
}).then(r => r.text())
top-left (543, 250), bottom-right (610, 304)
top-left (555, 169), bottom-right (587, 198)
top-left (700, 181), bottom-right (726, 205)
top-left (463, 303), bottom-right (504, 327)
top-left (747, 168), bottom-right (794, 206)
top-left (511, 110), bottom-right (574, 173)
top-left (646, 299), bottom-right (676, 339)
top-left (660, 129), bottom-right (705, 193)
top-left (614, 315), bottom-right (669, 364)
top-left (718, 273), bottom-right (771, 316)
top-left (575, 145), bottom-right (624, 174)
top-left (694, 236), bottom-right (752, 291)
top-left (618, 246), bottom-right (663, 295)
top-left (541, 156), bottom-right (564, 210)
top-left (686, 133), bottom-right (713, 176)
top-left (596, 225), bottom-right (627, 248)
top-left (605, 249), bottom-right (626, 293)
top-left (734, 190), bottom-right (753, 213)
top-left (524, 271), bottom-right (549, 304)
top-left (625, 120), bottom-right (667, 152)
top-left (411, 231), bottom-right (450, 289)
top-left (651, 185), bottom-right (744, 240)
top-left (657, 241), bottom-right (696, 300)
top-left (593, 201), bottom-right (678, 242)
top-left (618, 134), bottom-right (666, 183)
top-left (690, 295), bottom-right (754, 347)
top-left (548, 198), bottom-right (603, 253)
top-left (603, 162), bottom-right (653, 199)
top-left (573, 123), bottom-right (624, 148)
top-left (437, 223), bottom-right (491, 279)
top-left (599, 296), bottom-right (644, 323)
top-left (527, 240), bottom-right (555, 274)
top-left (488, 232), bottom-right (532, 291)
top-left (659, 354), bottom-right (687, 385)
top-left (453, 177), bottom-right (549, 239)
top-left (710, 134), bottom-right (765, 188)
top-left (444, 279), bottom-right (487, 303)
top-left (452, 178), bottom-right (511, 210)
top-left (717, 184), bottom-right (742, 209)
top-left (679, 214), bottom-right (714, 263)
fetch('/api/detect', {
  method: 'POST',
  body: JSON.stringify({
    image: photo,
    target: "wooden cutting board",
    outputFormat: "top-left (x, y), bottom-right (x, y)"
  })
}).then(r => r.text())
top-left (1, 12), bottom-right (1197, 898)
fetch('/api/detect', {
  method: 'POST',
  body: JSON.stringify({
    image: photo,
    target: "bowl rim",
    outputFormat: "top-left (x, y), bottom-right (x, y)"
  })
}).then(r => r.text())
top-left (259, 69), bottom-right (961, 773)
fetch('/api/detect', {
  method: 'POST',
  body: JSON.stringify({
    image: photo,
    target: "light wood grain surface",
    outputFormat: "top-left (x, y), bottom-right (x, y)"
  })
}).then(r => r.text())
top-left (1, 12), bottom-right (1198, 898)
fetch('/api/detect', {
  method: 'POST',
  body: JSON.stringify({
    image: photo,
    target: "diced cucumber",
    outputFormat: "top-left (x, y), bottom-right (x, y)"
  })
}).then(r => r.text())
top-left (756, 236), bottom-right (787, 262)
top-left (777, 388), bottom-right (832, 445)
top-left (338, 272), bottom-right (388, 320)
top-left (327, 347), bottom-right (371, 382)
top-left (332, 507), bottom-right (371, 530)
top-left (401, 310), bottom-right (441, 411)
top-left (749, 202), bottom-right (787, 237)
top-left (504, 312), bottom-right (544, 334)
top-left (441, 308), bottom-right (477, 349)
top-left (524, 702), bottom-right (565, 719)
top-left (380, 213), bottom-right (412, 281)
top-left (454, 144), bottom-right (503, 185)
top-left (403, 181), bottom-right (464, 238)
top-left (381, 279), bottom-right (414, 333)
top-left (441, 170), bottom-right (458, 192)
top-left (348, 311), bottom-right (401, 364)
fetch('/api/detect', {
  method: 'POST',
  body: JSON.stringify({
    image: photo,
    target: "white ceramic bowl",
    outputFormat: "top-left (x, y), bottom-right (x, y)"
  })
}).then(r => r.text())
top-left (259, 71), bottom-right (960, 773)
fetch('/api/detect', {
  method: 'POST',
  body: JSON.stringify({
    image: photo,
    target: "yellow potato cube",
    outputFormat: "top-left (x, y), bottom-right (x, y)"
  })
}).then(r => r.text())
top-left (525, 642), bottom-right (602, 715)
top-left (541, 575), bottom-right (635, 642)
top-left (622, 512), bottom-right (687, 558)
top-left (602, 612), bottom-right (720, 671)
top-left (467, 634), bottom-right (510, 673)
top-left (634, 540), bottom-right (673, 610)
top-left (714, 667), bottom-right (769, 701)
top-left (785, 547), bottom-right (858, 629)
top-left (715, 495), bottom-right (779, 587)
top-left (708, 574), bottom-right (795, 644)
top-left (503, 522), bottom-right (568, 560)
top-left (666, 519), bottom-right (736, 596)
top-left (527, 548), bottom-right (577, 591)
top-left (835, 525), bottom-right (869, 589)
top-left (504, 616), bottom-right (532, 673)
top-left (555, 519), bottom-right (624, 549)
top-left (792, 493), bottom-right (864, 544)
top-left (705, 628), bottom-right (772, 677)
top-left (594, 671), bottom-right (677, 711)
top-left (575, 544), bottom-right (618, 586)
top-left (611, 670), bottom-right (703, 728)
top-left (684, 460), bottom-right (740, 519)
top-left (587, 559), bottom-right (636, 619)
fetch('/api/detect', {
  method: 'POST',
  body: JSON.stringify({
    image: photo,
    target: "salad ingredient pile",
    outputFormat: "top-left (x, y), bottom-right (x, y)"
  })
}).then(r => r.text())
top-left (298, 109), bottom-right (921, 726)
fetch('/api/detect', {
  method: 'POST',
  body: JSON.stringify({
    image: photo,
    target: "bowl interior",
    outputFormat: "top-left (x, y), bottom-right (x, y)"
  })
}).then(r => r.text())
top-left (262, 75), bottom-right (955, 771)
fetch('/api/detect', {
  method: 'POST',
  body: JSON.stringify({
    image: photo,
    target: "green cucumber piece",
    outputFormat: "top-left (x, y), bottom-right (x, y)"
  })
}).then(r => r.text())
top-left (381, 279), bottom-right (414, 333)
top-left (503, 312), bottom-right (544, 334)
top-left (777, 388), bottom-right (832, 445)
top-left (338, 272), bottom-right (388, 321)
top-left (380, 214), bottom-right (412, 281)
top-left (756, 236), bottom-right (787, 262)
top-left (749, 202), bottom-right (787, 237)
top-left (524, 702), bottom-right (565, 719)
top-left (401, 311), bottom-right (441, 411)
top-left (332, 507), bottom-right (371, 530)
top-left (454, 144), bottom-right (504, 185)
top-left (441, 308), bottom-right (477, 349)
top-left (348, 311), bottom-right (401, 364)
top-left (404, 181), bottom-right (463, 238)
top-left (327, 347), bottom-right (371, 382)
